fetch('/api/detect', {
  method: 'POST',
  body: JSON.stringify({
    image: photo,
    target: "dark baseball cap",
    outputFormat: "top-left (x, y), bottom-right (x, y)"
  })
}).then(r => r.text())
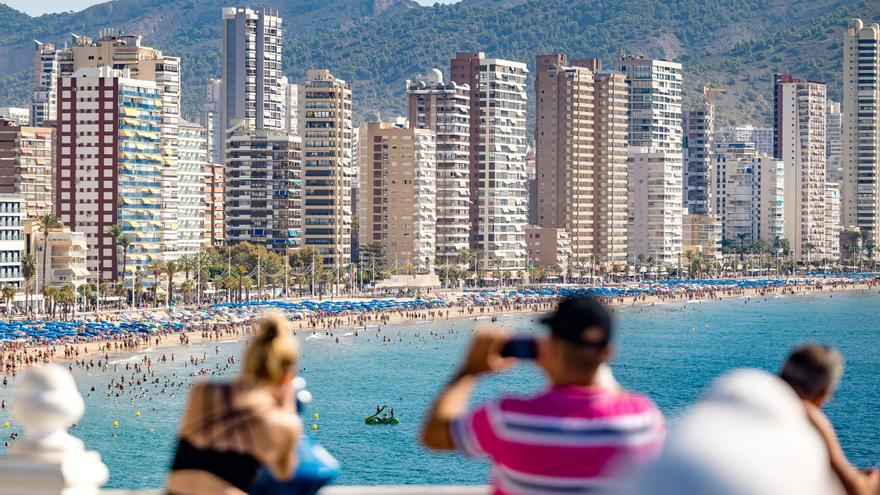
top-left (540, 296), bottom-right (612, 347)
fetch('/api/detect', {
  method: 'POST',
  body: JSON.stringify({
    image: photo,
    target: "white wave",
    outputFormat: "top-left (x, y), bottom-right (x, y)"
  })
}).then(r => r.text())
top-left (305, 334), bottom-right (327, 340)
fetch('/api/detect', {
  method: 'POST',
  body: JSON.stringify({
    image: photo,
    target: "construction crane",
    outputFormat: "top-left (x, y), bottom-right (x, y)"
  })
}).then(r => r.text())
top-left (703, 84), bottom-right (728, 104)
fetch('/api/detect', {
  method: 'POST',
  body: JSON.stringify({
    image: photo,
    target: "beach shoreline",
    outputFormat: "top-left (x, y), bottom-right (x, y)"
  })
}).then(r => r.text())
top-left (2, 278), bottom-right (875, 373)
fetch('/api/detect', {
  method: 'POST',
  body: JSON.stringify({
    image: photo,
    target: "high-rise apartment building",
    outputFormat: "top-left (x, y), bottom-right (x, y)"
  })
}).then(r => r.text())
top-left (32, 30), bottom-right (183, 262)
top-left (627, 148), bottom-right (683, 264)
top-left (220, 7), bottom-right (284, 139)
top-left (357, 121), bottom-right (436, 273)
top-left (826, 100), bottom-right (843, 184)
top-left (0, 195), bottom-right (24, 289)
top-left (842, 19), bottom-right (880, 253)
top-left (716, 126), bottom-right (775, 157)
top-left (224, 121), bottom-right (302, 251)
top-left (0, 120), bottom-right (54, 219)
top-left (31, 40), bottom-right (63, 126)
top-left (281, 76), bottom-right (299, 135)
top-left (774, 73), bottom-right (828, 262)
top-left (299, 69), bottom-right (354, 267)
top-left (406, 69), bottom-right (470, 265)
top-left (684, 102), bottom-right (714, 215)
top-left (534, 54), bottom-right (628, 264)
top-left (826, 182), bottom-right (841, 261)
top-left (55, 67), bottom-right (165, 281)
top-left (177, 121), bottom-right (209, 254)
top-left (451, 52), bottom-right (529, 271)
top-left (712, 141), bottom-right (785, 246)
top-left (204, 162), bottom-right (225, 246)
top-left (614, 55), bottom-right (684, 265)
top-left (203, 78), bottom-right (223, 165)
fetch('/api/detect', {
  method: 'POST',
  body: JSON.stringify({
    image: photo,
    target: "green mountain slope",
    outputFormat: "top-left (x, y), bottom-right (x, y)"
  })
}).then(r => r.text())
top-left (0, 0), bottom-right (877, 127)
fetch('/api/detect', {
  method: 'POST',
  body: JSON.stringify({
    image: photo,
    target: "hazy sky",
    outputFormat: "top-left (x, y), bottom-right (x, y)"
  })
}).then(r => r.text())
top-left (4, 0), bottom-right (460, 17)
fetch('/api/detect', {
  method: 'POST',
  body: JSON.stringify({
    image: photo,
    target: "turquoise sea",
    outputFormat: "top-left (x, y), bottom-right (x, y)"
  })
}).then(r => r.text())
top-left (1, 289), bottom-right (879, 489)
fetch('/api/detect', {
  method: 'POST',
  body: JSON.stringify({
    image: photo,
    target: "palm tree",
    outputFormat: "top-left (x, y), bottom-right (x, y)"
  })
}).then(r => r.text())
top-left (163, 260), bottom-right (178, 307)
top-left (117, 234), bottom-right (132, 284)
top-left (36, 213), bottom-right (63, 296)
top-left (20, 254), bottom-right (36, 311)
top-left (2, 284), bottom-right (17, 312)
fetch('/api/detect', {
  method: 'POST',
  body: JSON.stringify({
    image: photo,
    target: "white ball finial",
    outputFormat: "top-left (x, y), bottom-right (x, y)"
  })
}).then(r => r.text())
top-left (0, 365), bottom-right (108, 495)
top-left (11, 364), bottom-right (85, 454)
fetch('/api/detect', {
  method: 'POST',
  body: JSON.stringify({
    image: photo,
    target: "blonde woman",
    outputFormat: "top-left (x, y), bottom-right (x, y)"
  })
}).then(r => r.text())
top-left (167, 313), bottom-right (301, 495)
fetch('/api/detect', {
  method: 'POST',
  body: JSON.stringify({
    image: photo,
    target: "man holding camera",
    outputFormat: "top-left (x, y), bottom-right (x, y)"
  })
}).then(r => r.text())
top-left (422, 297), bottom-right (665, 494)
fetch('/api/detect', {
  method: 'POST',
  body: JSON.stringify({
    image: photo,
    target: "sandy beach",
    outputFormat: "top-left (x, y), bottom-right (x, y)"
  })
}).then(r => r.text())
top-left (2, 278), bottom-right (875, 375)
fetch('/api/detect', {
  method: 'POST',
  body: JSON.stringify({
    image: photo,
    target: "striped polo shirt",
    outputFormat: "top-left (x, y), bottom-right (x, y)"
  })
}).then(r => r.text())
top-left (451, 385), bottom-right (665, 495)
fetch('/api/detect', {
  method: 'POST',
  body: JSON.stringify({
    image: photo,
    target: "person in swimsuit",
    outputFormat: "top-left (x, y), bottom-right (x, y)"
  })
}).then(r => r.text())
top-left (166, 312), bottom-right (302, 495)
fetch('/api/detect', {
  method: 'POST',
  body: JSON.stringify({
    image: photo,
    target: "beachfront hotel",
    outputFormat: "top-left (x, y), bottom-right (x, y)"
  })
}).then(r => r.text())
top-left (176, 121), bottom-right (210, 254)
top-left (224, 121), bottom-right (302, 251)
top-left (55, 66), bottom-right (165, 282)
top-left (684, 101), bottom-right (715, 216)
top-left (614, 55), bottom-right (684, 266)
top-left (219, 8), bottom-right (285, 143)
top-left (0, 194), bottom-right (24, 290)
top-left (712, 141), bottom-right (785, 246)
top-left (716, 125), bottom-right (775, 158)
top-left (451, 52), bottom-right (529, 272)
top-left (406, 69), bottom-right (471, 267)
top-left (0, 120), bottom-right (54, 219)
top-left (357, 121), bottom-right (437, 273)
top-left (534, 55), bottom-right (630, 267)
top-left (774, 73), bottom-right (829, 263)
top-left (842, 19), bottom-right (880, 256)
top-left (298, 69), bottom-right (354, 268)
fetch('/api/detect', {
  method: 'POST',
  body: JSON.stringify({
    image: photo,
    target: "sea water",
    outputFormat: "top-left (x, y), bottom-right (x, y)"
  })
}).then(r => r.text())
top-left (1, 290), bottom-right (879, 488)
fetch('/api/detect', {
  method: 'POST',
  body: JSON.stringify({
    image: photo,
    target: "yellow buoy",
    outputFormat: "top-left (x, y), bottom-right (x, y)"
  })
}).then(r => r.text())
top-left (3, 421), bottom-right (9, 428)
top-left (311, 423), bottom-right (318, 431)
top-left (135, 411), bottom-right (141, 417)
top-left (113, 421), bottom-right (119, 428)
top-left (313, 412), bottom-right (319, 419)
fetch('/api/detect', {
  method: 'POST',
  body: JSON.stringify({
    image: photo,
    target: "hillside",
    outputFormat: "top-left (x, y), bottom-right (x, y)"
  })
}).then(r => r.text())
top-left (0, 0), bottom-right (877, 127)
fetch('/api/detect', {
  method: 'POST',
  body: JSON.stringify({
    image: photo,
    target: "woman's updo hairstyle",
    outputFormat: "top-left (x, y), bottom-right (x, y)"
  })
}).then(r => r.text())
top-left (243, 312), bottom-right (298, 383)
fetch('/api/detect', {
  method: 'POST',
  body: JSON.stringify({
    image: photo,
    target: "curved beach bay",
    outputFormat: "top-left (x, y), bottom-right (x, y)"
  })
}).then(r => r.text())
top-left (1, 289), bottom-right (878, 488)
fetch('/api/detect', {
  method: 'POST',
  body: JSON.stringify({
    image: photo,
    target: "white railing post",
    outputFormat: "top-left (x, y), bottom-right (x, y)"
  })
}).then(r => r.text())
top-left (0, 364), bottom-right (109, 494)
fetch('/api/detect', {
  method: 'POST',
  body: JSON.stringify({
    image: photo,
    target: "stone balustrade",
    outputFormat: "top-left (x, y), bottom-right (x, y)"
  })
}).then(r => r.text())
top-left (0, 364), bottom-right (488, 495)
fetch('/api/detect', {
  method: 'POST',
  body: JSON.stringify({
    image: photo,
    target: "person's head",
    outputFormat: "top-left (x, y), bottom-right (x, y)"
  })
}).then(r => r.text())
top-left (243, 312), bottom-right (298, 387)
top-left (779, 343), bottom-right (843, 406)
top-left (537, 297), bottom-right (613, 386)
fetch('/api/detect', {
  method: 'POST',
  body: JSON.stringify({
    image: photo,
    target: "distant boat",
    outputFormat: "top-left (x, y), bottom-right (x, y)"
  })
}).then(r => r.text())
top-left (364, 405), bottom-right (399, 425)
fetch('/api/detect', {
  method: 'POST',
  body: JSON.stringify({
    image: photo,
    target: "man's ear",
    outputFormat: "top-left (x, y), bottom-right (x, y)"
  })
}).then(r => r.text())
top-left (601, 344), bottom-right (615, 363)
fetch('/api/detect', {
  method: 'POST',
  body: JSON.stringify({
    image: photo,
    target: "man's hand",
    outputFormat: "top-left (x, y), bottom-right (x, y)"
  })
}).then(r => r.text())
top-left (460, 326), bottom-right (515, 377)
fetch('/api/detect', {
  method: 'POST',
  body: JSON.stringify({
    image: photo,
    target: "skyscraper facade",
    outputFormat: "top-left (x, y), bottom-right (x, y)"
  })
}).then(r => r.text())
top-left (357, 121), bottom-right (437, 273)
top-left (55, 67), bottom-right (165, 281)
top-left (220, 8), bottom-right (284, 135)
top-left (712, 141), bottom-right (785, 246)
top-left (224, 121), bottom-right (302, 251)
top-left (716, 126), bottom-right (775, 157)
top-left (534, 54), bottom-right (628, 265)
top-left (842, 19), bottom-right (880, 253)
top-left (406, 69), bottom-right (470, 266)
top-left (451, 52), bottom-right (529, 271)
top-left (0, 120), bottom-right (54, 219)
top-left (826, 100), bottom-right (843, 184)
top-left (684, 102), bottom-right (714, 215)
top-left (614, 55), bottom-right (684, 265)
top-left (176, 121), bottom-right (209, 254)
top-left (299, 69), bottom-right (353, 267)
top-left (774, 73), bottom-right (828, 262)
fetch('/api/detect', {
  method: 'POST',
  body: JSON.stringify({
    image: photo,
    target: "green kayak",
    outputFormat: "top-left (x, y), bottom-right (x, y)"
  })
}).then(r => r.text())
top-left (365, 405), bottom-right (400, 425)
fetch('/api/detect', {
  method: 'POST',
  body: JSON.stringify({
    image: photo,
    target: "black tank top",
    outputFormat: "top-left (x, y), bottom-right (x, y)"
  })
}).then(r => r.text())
top-left (169, 383), bottom-right (270, 492)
